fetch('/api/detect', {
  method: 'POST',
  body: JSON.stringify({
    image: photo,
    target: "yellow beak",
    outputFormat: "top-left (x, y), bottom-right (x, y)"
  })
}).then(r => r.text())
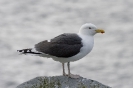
top-left (95, 29), bottom-right (105, 34)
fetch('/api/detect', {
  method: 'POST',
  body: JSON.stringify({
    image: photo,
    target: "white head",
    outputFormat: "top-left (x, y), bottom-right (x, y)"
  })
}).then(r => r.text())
top-left (79, 23), bottom-right (105, 36)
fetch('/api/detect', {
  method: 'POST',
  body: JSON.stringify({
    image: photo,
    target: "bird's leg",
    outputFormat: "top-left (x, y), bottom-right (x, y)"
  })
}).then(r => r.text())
top-left (67, 62), bottom-right (81, 78)
top-left (67, 62), bottom-right (71, 77)
top-left (62, 63), bottom-right (67, 76)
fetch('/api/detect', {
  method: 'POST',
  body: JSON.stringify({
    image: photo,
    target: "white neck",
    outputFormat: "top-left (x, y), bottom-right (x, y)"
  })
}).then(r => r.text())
top-left (78, 29), bottom-right (95, 36)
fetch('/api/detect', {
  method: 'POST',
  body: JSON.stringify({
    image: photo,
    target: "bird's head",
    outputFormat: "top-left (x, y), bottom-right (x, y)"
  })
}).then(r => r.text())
top-left (79, 23), bottom-right (105, 36)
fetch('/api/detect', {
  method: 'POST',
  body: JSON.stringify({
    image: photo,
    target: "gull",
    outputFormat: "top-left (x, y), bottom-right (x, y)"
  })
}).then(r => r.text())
top-left (17, 23), bottom-right (105, 78)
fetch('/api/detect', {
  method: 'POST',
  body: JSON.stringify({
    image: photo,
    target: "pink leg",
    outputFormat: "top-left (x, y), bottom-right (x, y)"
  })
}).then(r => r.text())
top-left (67, 62), bottom-right (81, 78)
top-left (62, 63), bottom-right (67, 76)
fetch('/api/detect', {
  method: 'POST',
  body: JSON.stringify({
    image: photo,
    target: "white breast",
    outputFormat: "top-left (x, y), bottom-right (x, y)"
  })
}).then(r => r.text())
top-left (52, 34), bottom-right (94, 63)
top-left (69, 34), bottom-right (94, 61)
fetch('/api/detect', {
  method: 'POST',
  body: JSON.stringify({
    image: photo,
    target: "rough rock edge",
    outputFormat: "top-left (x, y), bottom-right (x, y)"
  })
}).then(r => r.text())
top-left (16, 76), bottom-right (111, 88)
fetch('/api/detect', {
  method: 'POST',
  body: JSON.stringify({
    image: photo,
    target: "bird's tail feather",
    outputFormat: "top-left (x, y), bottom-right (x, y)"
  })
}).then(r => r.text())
top-left (17, 48), bottom-right (41, 54)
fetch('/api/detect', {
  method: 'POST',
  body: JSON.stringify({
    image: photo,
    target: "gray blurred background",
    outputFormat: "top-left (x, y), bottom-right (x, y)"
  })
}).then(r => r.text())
top-left (0, 0), bottom-right (133, 88)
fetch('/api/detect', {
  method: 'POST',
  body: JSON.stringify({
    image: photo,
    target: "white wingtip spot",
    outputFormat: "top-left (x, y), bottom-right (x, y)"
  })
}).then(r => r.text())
top-left (47, 40), bottom-right (51, 42)
top-left (27, 50), bottom-right (30, 52)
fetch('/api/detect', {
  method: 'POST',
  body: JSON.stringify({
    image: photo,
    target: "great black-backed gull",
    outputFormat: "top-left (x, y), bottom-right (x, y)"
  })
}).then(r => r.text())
top-left (17, 23), bottom-right (105, 78)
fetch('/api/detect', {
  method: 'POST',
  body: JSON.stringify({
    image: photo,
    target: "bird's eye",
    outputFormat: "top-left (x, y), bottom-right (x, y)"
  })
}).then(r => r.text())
top-left (89, 27), bottom-right (91, 29)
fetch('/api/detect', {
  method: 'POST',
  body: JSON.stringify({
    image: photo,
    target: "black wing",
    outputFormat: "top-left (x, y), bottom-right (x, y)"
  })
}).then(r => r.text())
top-left (35, 33), bottom-right (83, 58)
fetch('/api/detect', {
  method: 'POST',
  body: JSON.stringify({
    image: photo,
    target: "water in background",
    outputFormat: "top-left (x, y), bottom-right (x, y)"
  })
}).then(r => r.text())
top-left (0, 0), bottom-right (133, 88)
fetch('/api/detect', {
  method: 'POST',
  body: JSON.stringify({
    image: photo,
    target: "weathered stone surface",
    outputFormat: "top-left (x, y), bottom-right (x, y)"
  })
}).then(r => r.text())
top-left (16, 76), bottom-right (111, 88)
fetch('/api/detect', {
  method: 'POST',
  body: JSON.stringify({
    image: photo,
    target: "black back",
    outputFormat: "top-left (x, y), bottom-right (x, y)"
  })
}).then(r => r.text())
top-left (35, 33), bottom-right (83, 58)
